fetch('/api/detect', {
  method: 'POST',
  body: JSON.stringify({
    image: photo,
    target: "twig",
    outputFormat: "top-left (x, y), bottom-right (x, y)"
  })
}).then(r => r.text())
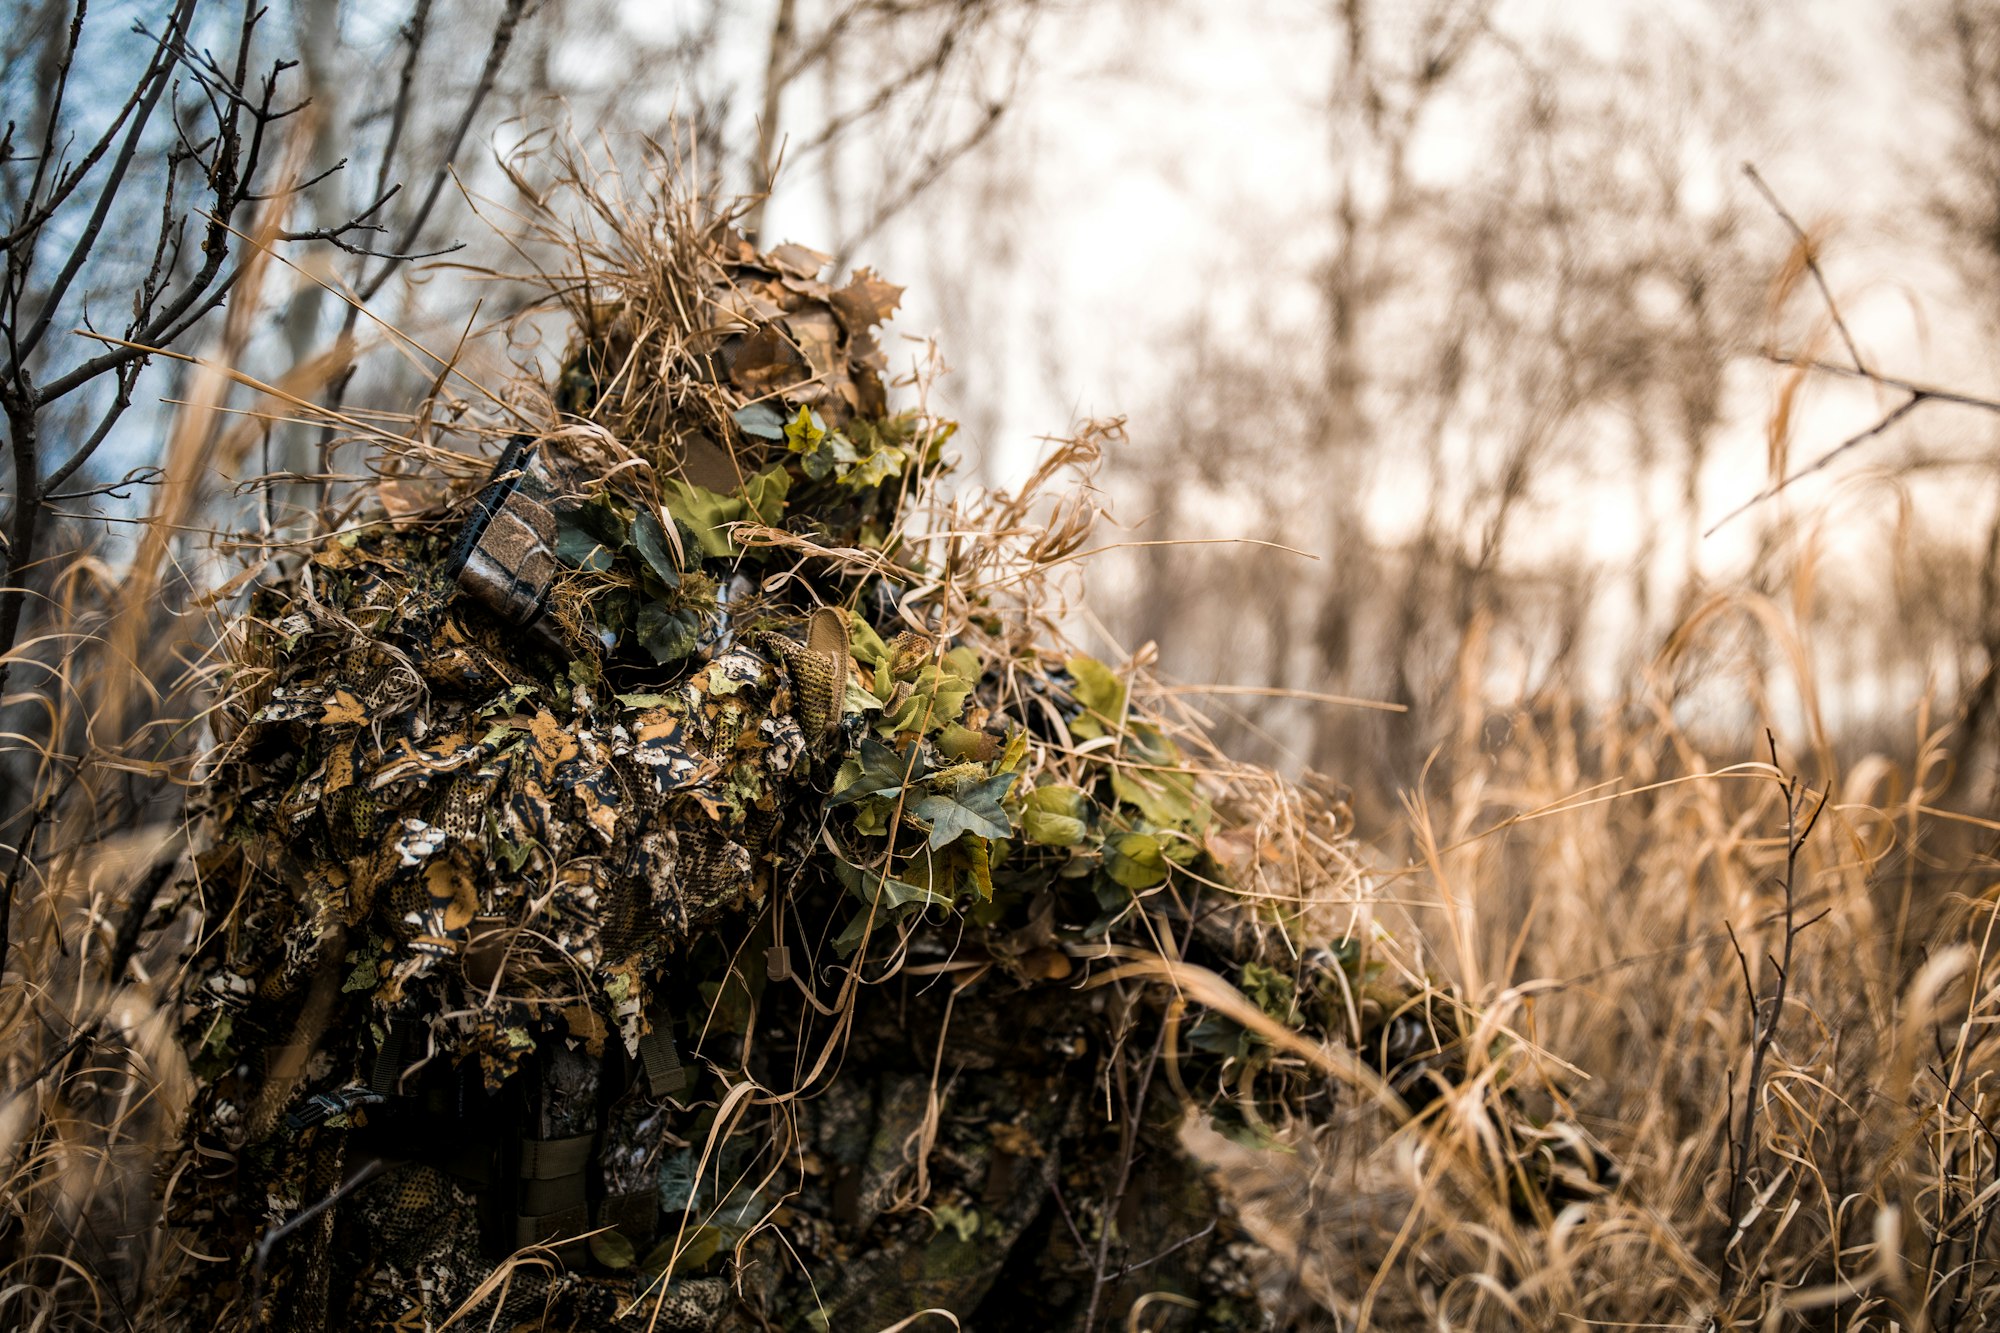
top-left (1708, 167), bottom-right (2000, 535)
top-left (1763, 354), bottom-right (2000, 414)
top-left (43, 464), bottom-right (164, 502)
top-left (355, 0), bottom-right (526, 303)
top-left (1704, 393), bottom-right (1924, 537)
top-left (1705, 352), bottom-right (2000, 536)
top-left (1742, 163), bottom-right (1867, 376)
top-left (1081, 992), bottom-right (1171, 1332)
top-left (1111, 1219), bottom-right (1216, 1280)
top-left (1718, 732), bottom-right (1825, 1310)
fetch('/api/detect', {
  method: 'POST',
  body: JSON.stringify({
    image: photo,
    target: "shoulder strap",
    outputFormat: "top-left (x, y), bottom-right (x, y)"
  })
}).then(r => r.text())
top-left (637, 1021), bottom-right (687, 1098)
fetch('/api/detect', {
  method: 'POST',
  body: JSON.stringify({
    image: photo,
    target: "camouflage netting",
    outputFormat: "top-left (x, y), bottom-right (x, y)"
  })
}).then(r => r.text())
top-left (159, 172), bottom-right (1609, 1331)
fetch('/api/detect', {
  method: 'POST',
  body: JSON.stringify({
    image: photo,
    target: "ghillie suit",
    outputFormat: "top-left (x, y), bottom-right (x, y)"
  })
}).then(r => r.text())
top-left (160, 184), bottom-right (1610, 1332)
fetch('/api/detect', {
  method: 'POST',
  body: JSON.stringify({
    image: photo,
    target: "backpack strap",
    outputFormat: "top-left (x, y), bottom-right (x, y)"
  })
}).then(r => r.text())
top-left (636, 1019), bottom-right (687, 1098)
top-left (367, 1016), bottom-right (426, 1098)
top-left (512, 1131), bottom-right (597, 1246)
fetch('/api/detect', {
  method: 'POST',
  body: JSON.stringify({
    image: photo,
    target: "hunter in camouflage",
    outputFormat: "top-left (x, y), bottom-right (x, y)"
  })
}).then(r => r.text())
top-left (160, 206), bottom-right (1608, 1331)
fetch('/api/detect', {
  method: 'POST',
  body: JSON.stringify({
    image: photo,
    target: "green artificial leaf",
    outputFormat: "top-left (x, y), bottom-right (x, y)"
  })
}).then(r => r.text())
top-left (1066, 655), bottom-right (1127, 739)
top-left (831, 857), bottom-right (953, 910)
top-left (480, 682), bottom-right (537, 717)
top-left (1104, 832), bottom-right (1169, 889)
top-left (1112, 723), bottom-right (1209, 828)
top-left (593, 590), bottom-right (636, 642)
top-left (743, 465), bottom-right (791, 525)
top-left (1111, 766), bottom-right (1200, 828)
top-left (998, 728), bottom-right (1028, 773)
top-left (201, 1011), bottom-right (234, 1058)
top-left (553, 521), bottom-right (616, 573)
top-left (734, 401), bottom-right (789, 440)
top-left (877, 648), bottom-right (981, 736)
top-left (847, 613), bottom-right (891, 668)
top-left (552, 494), bottom-right (634, 573)
top-left (342, 952), bottom-right (379, 993)
top-left (850, 795), bottom-right (893, 837)
top-left (615, 692), bottom-right (669, 709)
top-left (833, 904), bottom-right (897, 956)
top-left (920, 417), bottom-right (957, 463)
top-left (844, 675), bottom-right (885, 718)
top-left (1240, 961), bottom-right (1296, 1023)
top-left (1184, 1010), bottom-right (1252, 1061)
top-left (656, 1148), bottom-right (698, 1211)
top-left (637, 602), bottom-right (702, 664)
top-left (933, 1202), bottom-right (983, 1243)
top-left (914, 772), bottom-right (1017, 848)
top-left (631, 508), bottom-right (683, 587)
top-left (830, 737), bottom-right (930, 805)
top-left (840, 442), bottom-right (906, 492)
top-left (590, 1229), bottom-right (637, 1270)
top-left (783, 405), bottom-right (826, 453)
top-left (799, 443), bottom-right (835, 482)
top-left (1022, 784), bottom-right (1090, 846)
top-left (832, 911), bottom-right (865, 955)
top-left (945, 643), bottom-right (981, 676)
top-left (663, 479), bottom-right (740, 558)
top-left (956, 834), bottom-right (996, 901)
top-left (935, 723), bottom-right (999, 762)
top-left (495, 835), bottom-right (534, 873)
top-left (678, 1224), bottom-right (723, 1269)
top-left (662, 467), bottom-right (789, 558)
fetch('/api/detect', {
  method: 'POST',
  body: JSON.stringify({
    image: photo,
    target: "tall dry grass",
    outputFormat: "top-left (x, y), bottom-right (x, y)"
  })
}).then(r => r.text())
top-left (1174, 509), bottom-right (2000, 1326)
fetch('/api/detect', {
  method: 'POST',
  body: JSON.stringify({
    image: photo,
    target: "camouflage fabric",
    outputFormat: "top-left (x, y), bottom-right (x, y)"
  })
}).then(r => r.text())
top-left (158, 511), bottom-right (1277, 1331)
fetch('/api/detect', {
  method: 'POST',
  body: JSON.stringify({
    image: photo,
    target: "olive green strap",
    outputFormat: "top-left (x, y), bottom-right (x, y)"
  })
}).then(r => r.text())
top-left (519, 1132), bottom-right (595, 1179)
top-left (512, 1203), bottom-right (591, 1250)
top-left (637, 1024), bottom-right (687, 1097)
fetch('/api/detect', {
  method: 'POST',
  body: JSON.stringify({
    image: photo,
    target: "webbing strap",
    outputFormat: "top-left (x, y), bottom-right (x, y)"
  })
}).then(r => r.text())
top-left (519, 1133), bottom-right (595, 1180)
top-left (519, 1173), bottom-right (588, 1217)
top-left (601, 1186), bottom-right (661, 1243)
top-left (637, 1025), bottom-right (687, 1098)
top-left (512, 1203), bottom-right (591, 1250)
top-left (508, 1131), bottom-right (595, 1243)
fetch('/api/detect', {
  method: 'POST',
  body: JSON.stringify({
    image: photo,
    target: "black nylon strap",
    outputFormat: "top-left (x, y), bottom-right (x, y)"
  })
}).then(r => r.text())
top-left (368, 1017), bottom-right (423, 1098)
